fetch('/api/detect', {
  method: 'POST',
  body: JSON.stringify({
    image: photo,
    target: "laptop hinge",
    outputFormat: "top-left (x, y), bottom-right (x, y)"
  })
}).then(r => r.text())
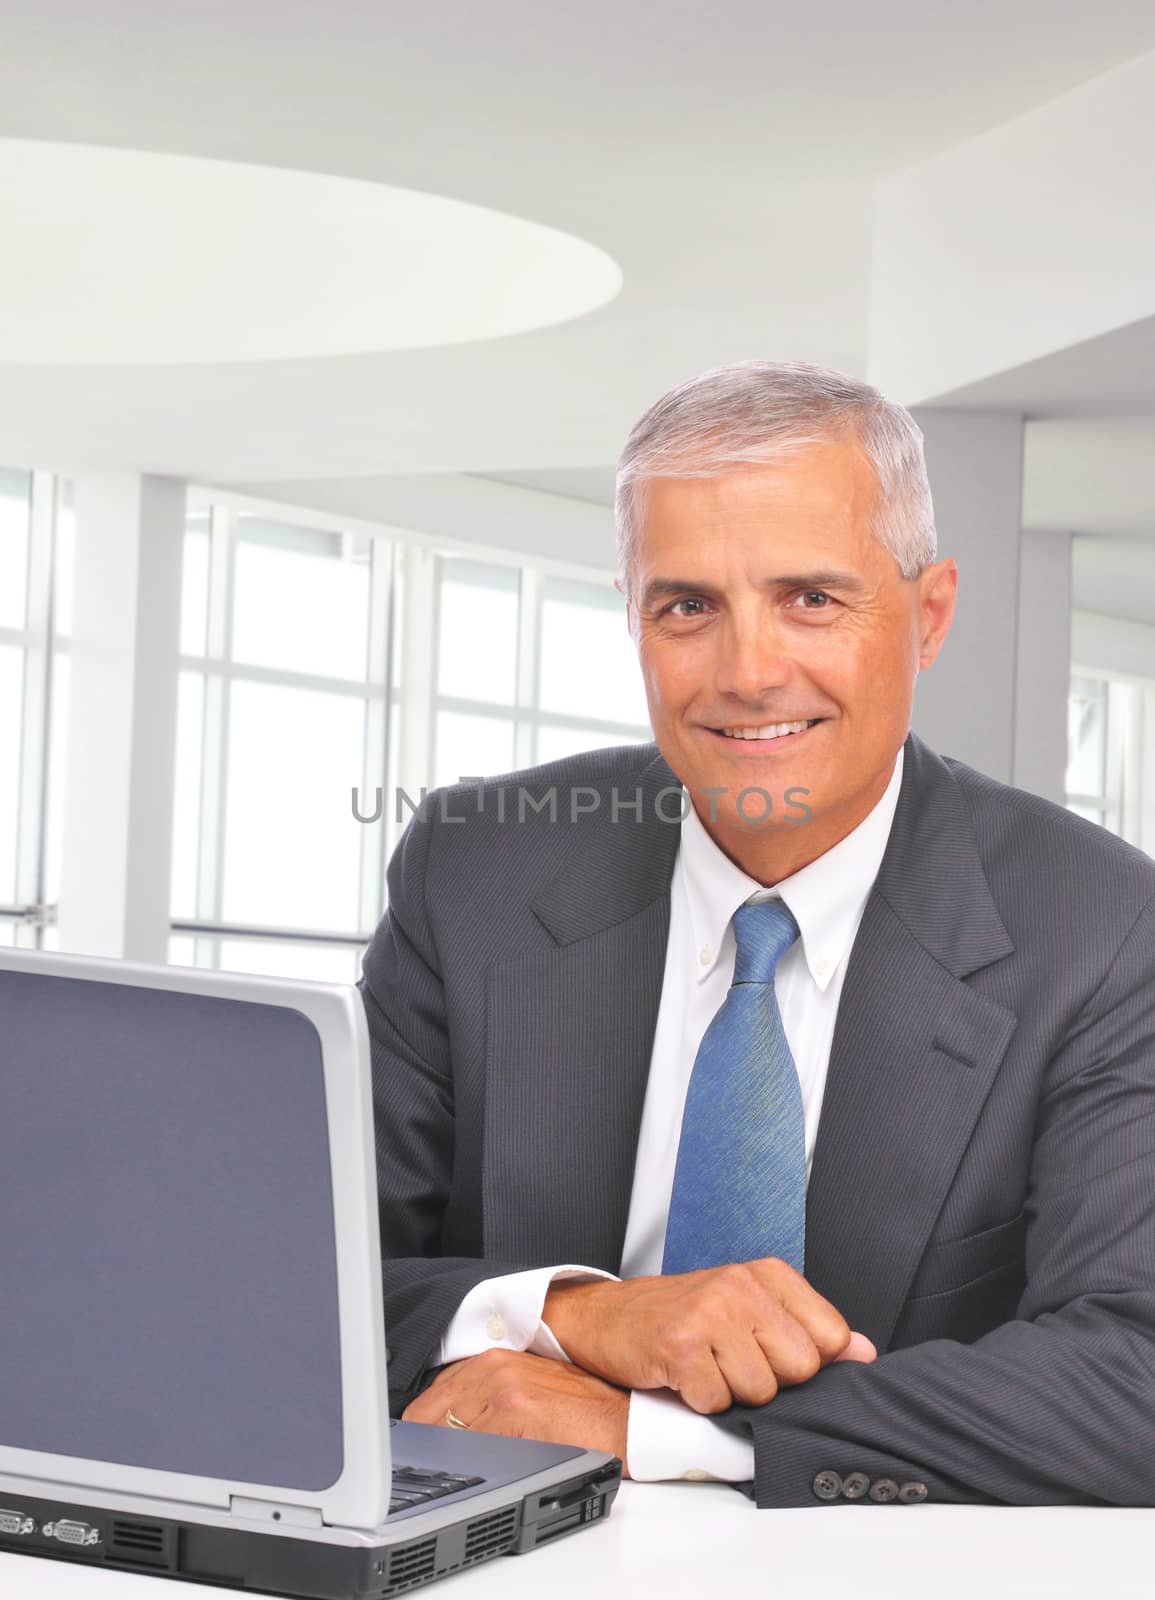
top-left (229, 1495), bottom-right (324, 1530)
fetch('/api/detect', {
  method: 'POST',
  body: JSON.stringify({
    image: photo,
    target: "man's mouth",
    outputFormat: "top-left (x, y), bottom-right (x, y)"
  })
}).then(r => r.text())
top-left (707, 718), bottom-right (824, 743)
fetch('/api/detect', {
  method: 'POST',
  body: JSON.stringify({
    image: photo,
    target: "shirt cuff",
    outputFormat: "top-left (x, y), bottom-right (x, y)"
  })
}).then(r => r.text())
top-left (438, 1264), bottom-right (617, 1366)
top-left (626, 1388), bottom-right (757, 1483)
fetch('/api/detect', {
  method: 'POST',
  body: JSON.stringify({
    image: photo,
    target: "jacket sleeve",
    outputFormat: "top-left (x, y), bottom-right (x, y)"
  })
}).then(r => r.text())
top-left (358, 795), bottom-right (525, 1413)
top-left (713, 890), bottom-right (1155, 1508)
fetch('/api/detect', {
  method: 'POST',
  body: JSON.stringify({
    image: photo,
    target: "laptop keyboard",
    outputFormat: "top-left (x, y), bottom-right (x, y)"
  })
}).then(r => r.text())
top-left (389, 1465), bottom-right (485, 1516)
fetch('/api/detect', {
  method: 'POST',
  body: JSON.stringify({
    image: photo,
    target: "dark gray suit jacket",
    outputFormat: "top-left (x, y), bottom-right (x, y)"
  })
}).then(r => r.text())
top-left (359, 729), bottom-right (1155, 1508)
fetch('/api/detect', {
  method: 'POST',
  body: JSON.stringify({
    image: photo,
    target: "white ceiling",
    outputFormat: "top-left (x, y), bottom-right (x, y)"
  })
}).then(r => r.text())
top-left (0, 1), bottom-right (1153, 471)
top-left (0, 0), bottom-right (1153, 607)
top-left (1072, 538), bottom-right (1155, 630)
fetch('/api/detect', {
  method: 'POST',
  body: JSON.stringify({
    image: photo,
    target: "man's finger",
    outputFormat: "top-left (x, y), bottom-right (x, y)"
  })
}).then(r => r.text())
top-left (673, 1352), bottom-right (741, 1415)
top-left (751, 1261), bottom-right (855, 1362)
top-left (832, 1331), bottom-right (878, 1363)
top-left (401, 1365), bottom-right (476, 1426)
top-left (714, 1337), bottom-right (781, 1408)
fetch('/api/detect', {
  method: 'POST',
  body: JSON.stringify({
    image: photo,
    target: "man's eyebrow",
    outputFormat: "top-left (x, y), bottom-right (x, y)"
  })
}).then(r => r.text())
top-left (639, 570), bottom-right (869, 606)
top-left (639, 577), bottom-right (725, 606)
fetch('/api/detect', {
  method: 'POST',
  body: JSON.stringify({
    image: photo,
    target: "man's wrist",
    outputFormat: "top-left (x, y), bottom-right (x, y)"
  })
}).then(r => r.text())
top-left (542, 1276), bottom-right (615, 1362)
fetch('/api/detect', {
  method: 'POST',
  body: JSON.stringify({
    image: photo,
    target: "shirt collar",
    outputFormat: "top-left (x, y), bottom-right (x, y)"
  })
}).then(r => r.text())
top-left (678, 744), bottom-right (905, 992)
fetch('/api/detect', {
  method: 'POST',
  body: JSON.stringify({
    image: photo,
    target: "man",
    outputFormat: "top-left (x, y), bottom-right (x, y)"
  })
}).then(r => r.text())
top-left (359, 360), bottom-right (1155, 1507)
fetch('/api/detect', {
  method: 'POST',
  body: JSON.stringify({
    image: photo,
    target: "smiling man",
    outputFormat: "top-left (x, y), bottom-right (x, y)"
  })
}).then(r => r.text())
top-left (360, 360), bottom-right (1155, 1507)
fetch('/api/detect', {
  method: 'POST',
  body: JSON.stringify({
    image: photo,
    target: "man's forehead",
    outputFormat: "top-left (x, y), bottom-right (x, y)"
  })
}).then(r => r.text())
top-left (639, 447), bottom-right (877, 520)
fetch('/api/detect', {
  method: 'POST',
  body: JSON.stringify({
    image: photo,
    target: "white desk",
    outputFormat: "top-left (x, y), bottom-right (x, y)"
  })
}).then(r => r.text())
top-left (1, 1482), bottom-right (1151, 1600)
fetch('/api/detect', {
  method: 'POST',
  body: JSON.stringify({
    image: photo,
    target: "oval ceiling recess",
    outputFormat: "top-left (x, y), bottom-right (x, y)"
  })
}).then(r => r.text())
top-left (0, 140), bottom-right (623, 365)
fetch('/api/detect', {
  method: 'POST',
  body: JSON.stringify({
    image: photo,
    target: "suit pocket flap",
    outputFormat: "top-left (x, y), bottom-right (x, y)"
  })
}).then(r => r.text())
top-left (905, 1211), bottom-right (1027, 1301)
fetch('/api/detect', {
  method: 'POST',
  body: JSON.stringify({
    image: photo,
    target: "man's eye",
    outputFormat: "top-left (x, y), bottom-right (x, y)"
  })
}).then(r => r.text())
top-left (795, 590), bottom-right (832, 609)
top-left (667, 597), bottom-right (709, 618)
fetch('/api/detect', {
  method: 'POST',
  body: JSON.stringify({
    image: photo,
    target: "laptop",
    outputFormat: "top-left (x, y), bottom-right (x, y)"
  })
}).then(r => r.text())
top-left (0, 948), bottom-right (621, 1597)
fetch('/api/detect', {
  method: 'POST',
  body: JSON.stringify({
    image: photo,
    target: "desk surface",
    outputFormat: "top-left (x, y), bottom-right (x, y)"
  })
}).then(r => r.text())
top-left (2, 1482), bottom-right (1152, 1600)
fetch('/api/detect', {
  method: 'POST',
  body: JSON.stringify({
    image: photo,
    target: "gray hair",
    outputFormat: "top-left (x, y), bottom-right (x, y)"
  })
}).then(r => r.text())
top-left (614, 359), bottom-right (937, 597)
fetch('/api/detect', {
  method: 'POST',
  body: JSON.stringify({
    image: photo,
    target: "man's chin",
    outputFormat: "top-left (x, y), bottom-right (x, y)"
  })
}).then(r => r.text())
top-left (678, 734), bottom-right (823, 831)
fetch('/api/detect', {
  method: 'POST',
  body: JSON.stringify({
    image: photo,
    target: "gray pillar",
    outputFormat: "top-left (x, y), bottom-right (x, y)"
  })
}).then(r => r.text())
top-left (58, 476), bottom-right (185, 960)
top-left (911, 410), bottom-right (1026, 784)
top-left (1013, 530), bottom-right (1073, 804)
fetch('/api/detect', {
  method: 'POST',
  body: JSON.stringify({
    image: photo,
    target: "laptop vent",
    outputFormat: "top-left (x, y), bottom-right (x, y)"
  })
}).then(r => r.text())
top-left (384, 1535), bottom-right (437, 1592)
top-left (109, 1519), bottom-right (171, 1568)
top-left (463, 1505), bottom-right (518, 1563)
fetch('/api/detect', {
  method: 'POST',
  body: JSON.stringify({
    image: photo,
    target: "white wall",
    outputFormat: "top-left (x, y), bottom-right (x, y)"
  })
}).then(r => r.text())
top-left (871, 51), bottom-right (1155, 403)
top-left (908, 410), bottom-right (1029, 784)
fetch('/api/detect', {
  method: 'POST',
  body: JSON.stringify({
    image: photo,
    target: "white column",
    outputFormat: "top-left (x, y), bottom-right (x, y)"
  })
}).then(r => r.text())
top-left (58, 475), bottom-right (185, 961)
top-left (1013, 530), bottom-right (1073, 804)
top-left (910, 410), bottom-right (1025, 784)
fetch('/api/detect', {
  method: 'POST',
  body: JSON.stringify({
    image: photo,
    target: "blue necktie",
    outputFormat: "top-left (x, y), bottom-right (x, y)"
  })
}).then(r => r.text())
top-left (662, 899), bottom-right (806, 1275)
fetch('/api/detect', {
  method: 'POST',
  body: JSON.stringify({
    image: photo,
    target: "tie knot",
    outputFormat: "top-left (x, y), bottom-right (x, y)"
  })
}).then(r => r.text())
top-left (731, 898), bottom-right (800, 986)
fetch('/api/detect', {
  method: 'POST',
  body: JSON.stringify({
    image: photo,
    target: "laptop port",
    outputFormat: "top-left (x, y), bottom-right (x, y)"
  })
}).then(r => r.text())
top-left (43, 1519), bottom-right (101, 1547)
top-left (0, 1509), bottom-right (36, 1537)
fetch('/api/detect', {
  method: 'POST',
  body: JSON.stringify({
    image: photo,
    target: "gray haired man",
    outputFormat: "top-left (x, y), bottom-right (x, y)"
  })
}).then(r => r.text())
top-left (361, 361), bottom-right (1155, 1506)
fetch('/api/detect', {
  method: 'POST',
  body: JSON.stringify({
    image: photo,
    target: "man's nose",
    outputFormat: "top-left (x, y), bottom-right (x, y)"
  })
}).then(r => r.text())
top-left (715, 617), bottom-right (794, 703)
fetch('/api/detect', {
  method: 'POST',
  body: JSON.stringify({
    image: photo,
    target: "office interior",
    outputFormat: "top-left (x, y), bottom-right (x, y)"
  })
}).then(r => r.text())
top-left (1, 4), bottom-right (1154, 982)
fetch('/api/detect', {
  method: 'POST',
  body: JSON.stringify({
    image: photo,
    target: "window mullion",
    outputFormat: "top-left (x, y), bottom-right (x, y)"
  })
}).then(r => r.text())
top-left (196, 506), bottom-right (234, 942)
top-left (358, 537), bottom-right (393, 935)
top-left (395, 544), bottom-right (436, 830)
top-left (13, 471), bottom-right (57, 946)
top-left (514, 566), bottom-right (543, 769)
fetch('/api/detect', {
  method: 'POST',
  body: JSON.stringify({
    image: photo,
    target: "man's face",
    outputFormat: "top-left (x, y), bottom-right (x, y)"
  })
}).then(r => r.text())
top-left (626, 434), bottom-right (957, 860)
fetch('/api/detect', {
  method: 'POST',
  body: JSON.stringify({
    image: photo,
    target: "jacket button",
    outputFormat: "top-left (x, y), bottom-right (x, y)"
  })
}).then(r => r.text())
top-left (841, 1472), bottom-right (870, 1500)
top-left (898, 1480), bottom-right (929, 1504)
top-left (812, 1471), bottom-right (843, 1501)
top-left (869, 1478), bottom-right (899, 1503)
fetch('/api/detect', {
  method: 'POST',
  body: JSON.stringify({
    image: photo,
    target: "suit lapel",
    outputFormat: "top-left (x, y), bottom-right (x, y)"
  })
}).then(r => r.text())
top-left (803, 732), bottom-right (1017, 1350)
top-left (482, 751), bottom-right (680, 1271)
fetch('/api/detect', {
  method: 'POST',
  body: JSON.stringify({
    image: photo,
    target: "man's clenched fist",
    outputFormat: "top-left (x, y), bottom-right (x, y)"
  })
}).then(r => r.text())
top-left (544, 1258), bottom-right (877, 1413)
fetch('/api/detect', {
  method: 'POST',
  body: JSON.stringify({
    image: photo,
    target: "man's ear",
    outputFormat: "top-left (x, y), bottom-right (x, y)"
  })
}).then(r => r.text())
top-left (917, 558), bottom-right (958, 670)
top-left (615, 576), bottom-right (638, 640)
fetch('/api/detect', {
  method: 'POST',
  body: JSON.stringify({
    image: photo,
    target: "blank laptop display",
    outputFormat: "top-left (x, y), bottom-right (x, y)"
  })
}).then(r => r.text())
top-left (0, 969), bottom-right (345, 1491)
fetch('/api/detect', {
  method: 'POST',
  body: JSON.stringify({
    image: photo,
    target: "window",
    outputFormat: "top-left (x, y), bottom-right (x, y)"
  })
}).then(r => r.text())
top-left (169, 504), bottom-right (392, 980)
top-left (0, 473), bottom-right (652, 978)
top-left (171, 500), bottom-right (651, 978)
top-left (0, 469), bottom-right (69, 950)
top-left (1065, 669), bottom-right (1151, 852)
top-left (430, 558), bottom-right (649, 787)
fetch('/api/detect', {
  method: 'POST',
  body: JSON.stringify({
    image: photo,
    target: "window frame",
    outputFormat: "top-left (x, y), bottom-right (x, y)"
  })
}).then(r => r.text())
top-left (172, 487), bottom-right (651, 975)
top-left (1066, 663), bottom-right (1150, 848)
top-left (0, 469), bottom-right (64, 949)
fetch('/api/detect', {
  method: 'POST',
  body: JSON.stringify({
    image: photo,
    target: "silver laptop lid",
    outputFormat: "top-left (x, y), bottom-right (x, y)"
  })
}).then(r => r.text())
top-left (0, 949), bottom-right (391, 1531)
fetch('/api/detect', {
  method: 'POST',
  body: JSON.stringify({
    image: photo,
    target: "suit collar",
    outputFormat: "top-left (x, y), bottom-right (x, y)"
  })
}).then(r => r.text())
top-left (531, 730), bottom-right (1013, 980)
top-left (529, 748), bottom-right (681, 946)
top-left (875, 730), bottom-right (1014, 978)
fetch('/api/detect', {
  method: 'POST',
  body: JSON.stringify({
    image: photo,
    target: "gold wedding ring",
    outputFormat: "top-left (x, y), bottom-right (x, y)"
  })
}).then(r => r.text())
top-left (444, 1408), bottom-right (470, 1430)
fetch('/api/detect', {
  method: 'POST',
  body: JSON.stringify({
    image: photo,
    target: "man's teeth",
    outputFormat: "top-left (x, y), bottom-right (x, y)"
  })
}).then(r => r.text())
top-left (720, 721), bottom-right (816, 740)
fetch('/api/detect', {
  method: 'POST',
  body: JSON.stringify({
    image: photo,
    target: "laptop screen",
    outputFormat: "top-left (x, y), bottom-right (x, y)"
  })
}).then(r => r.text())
top-left (0, 969), bottom-right (344, 1492)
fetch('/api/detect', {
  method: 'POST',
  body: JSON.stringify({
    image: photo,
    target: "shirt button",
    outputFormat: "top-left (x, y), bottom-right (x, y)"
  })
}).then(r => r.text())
top-left (684, 1469), bottom-right (711, 1482)
top-left (814, 958), bottom-right (829, 977)
top-left (486, 1314), bottom-right (508, 1341)
top-left (698, 945), bottom-right (713, 966)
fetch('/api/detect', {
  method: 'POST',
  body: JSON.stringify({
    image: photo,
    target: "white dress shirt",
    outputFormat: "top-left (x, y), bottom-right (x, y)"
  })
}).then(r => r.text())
top-left (439, 744), bottom-right (905, 1481)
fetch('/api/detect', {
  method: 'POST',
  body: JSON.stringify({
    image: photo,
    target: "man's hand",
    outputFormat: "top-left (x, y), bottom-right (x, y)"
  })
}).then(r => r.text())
top-left (544, 1260), bottom-right (877, 1414)
top-left (402, 1351), bottom-right (630, 1470)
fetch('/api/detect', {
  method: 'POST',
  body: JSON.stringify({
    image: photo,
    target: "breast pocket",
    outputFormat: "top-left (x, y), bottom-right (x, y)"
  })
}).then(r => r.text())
top-left (904, 1211), bottom-right (1028, 1302)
